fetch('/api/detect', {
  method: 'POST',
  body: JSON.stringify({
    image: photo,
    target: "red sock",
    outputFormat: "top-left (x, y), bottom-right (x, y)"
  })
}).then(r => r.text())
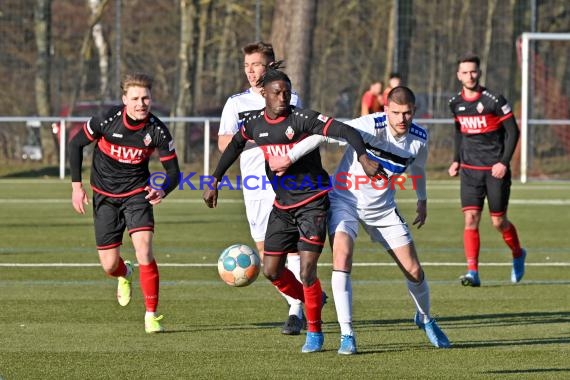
top-left (304, 279), bottom-right (323, 333)
top-left (464, 229), bottom-right (480, 272)
top-left (109, 257), bottom-right (127, 277)
top-left (502, 222), bottom-right (523, 258)
top-left (271, 268), bottom-right (304, 303)
top-left (139, 260), bottom-right (159, 312)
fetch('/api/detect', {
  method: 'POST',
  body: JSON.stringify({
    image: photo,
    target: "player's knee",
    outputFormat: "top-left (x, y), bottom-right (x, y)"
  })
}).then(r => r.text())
top-left (101, 262), bottom-right (117, 276)
top-left (464, 215), bottom-right (479, 228)
top-left (407, 266), bottom-right (424, 282)
top-left (263, 266), bottom-right (280, 281)
top-left (135, 249), bottom-right (153, 263)
top-left (300, 270), bottom-right (317, 286)
top-left (491, 216), bottom-right (508, 230)
top-left (332, 253), bottom-right (352, 271)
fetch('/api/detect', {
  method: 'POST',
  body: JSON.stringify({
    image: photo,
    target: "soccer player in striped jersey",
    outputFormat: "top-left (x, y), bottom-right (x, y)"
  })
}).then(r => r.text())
top-left (448, 53), bottom-right (526, 287)
top-left (273, 86), bottom-right (451, 354)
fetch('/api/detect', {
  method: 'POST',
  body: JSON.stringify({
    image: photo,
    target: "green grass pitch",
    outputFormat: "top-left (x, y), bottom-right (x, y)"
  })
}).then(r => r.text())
top-left (0, 179), bottom-right (569, 379)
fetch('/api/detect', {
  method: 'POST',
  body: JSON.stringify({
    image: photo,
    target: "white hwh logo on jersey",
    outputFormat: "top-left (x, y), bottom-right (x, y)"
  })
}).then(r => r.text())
top-left (110, 145), bottom-right (144, 162)
top-left (262, 144), bottom-right (294, 157)
top-left (458, 116), bottom-right (487, 129)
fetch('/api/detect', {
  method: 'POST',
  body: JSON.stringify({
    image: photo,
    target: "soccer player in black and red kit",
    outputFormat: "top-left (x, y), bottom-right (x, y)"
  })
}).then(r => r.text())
top-left (69, 72), bottom-right (180, 333)
top-left (448, 53), bottom-right (526, 287)
top-left (203, 63), bottom-right (380, 353)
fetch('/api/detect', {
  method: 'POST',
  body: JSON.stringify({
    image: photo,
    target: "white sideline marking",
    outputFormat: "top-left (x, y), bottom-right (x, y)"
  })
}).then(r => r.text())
top-left (0, 262), bottom-right (568, 268)
top-left (1, 198), bottom-right (569, 205)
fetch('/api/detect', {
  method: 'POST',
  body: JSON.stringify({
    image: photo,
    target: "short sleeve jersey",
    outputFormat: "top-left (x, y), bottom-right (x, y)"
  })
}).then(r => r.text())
top-left (83, 106), bottom-right (177, 197)
top-left (225, 107), bottom-right (335, 209)
top-left (448, 88), bottom-right (514, 167)
top-left (218, 88), bottom-right (301, 201)
top-left (331, 113), bottom-right (428, 212)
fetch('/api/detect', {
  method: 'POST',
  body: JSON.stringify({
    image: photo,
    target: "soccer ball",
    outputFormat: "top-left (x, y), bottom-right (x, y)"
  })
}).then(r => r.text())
top-left (217, 244), bottom-right (261, 287)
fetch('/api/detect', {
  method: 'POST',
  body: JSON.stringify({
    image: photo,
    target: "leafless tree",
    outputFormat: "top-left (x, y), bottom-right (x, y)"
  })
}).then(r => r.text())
top-left (88, 0), bottom-right (111, 100)
top-left (67, 0), bottom-right (110, 116)
top-left (34, 0), bottom-right (51, 117)
top-left (173, 0), bottom-right (196, 162)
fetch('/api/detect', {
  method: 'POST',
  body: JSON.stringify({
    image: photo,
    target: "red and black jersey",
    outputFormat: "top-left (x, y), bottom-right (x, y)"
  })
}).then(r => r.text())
top-left (70, 105), bottom-right (178, 197)
top-left (213, 106), bottom-right (368, 209)
top-left (449, 87), bottom-right (519, 168)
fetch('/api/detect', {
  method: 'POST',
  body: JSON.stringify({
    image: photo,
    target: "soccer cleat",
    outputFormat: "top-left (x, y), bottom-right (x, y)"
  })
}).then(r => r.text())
top-left (145, 314), bottom-right (165, 334)
top-left (414, 312), bottom-right (450, 348)
top-left (117, 260), bottom-right (134, 306)
top-left (301, 332), bottom-right (324, 353)
top-left (281, 315), bottom-right (304, 336)
top-left (459, 270), bottom-right (480, 287)
top-left (511, 248), bottom-right (527, 283)
top-left (414, 311), bottom-right (423, 329)
top-left (338, 334), bottom-right (357, 355)
top-left (414, 312), bottom-right (451, 348)
top-left (301, 313), bottom-right (307, 330)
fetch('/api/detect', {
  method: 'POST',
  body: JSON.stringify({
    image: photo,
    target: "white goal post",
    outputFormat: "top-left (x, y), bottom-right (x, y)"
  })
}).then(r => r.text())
top-left (520, 32), bottom-right (570, 183)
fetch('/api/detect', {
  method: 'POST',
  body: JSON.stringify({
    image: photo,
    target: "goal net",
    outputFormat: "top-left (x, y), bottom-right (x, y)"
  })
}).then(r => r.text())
top-left (519, 32), bottom-right (570, 182)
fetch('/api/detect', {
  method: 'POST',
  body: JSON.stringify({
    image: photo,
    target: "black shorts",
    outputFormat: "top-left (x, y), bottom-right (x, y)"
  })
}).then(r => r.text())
top-left (264, 196), bottom-right (330, 255)
top-left (93, 191), bottom-right (154, 249)
top-left (460, 167), bottom-right (511, 216)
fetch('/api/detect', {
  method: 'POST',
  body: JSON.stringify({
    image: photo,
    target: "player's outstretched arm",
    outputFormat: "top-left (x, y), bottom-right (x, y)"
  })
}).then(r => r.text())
top-left (319, 119), bottom-right (381, 177)
top-left (204, 132), bottom-right (246, 208)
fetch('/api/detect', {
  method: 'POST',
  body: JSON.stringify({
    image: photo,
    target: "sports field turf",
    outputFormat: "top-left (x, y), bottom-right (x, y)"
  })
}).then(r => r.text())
top-left (0, 179), bottom-right (569, 379)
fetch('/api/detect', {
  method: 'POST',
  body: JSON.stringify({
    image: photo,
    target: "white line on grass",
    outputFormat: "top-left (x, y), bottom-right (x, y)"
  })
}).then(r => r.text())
top-left (1, 262), bottom-right (569, 267)
top-left (1, 198), bottom-right (569, 205)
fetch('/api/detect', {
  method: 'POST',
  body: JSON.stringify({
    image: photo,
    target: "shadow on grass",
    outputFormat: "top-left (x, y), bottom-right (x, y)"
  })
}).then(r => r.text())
top-left (485, 368), bottom-right (570, 375)
top-left (436, 310), bottom-right (570, 329)
top-left (157, 311), bottom-right (570, 357)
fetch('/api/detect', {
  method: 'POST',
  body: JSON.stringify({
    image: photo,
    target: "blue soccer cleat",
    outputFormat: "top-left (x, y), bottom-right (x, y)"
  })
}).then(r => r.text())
top-left (301, 332), bottom-right (324, 353)
top-left (337, 334), bottom-right (357, 355)
top-left (459, 270), bottom-right (481, 287)
top-left (511, 248), bottom-right (527, 283)
top-left (414, 311), bottom-right (423, 329)
top-left (414, 312), bottom-right (451, 348)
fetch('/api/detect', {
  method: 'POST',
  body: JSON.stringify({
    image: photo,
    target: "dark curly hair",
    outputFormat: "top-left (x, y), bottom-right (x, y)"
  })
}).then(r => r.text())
top-left (256, 60), bottom-right (291, 88)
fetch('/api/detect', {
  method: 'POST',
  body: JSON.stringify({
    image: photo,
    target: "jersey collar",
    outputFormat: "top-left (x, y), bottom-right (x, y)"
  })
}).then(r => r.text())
top-left (122, 108), bottom-right (148, 131)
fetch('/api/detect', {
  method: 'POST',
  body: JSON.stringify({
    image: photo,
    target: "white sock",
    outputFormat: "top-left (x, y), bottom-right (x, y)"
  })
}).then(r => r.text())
top-left (287, 254), bottom-right (301, 282)
top-left (282, 254), bottom-right (303, 318)
top-left (278, 290), bottom-right (303, 318)
top-left (145, 311), bottom-right (156, 318)
top-left (332, 270), bottom-right (353, 336)
top-left (407, 277), bottom-right (431, 324)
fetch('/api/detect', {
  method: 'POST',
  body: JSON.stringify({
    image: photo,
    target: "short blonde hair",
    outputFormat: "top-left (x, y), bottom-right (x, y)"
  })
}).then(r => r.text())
top-left (120, 72), bottom-right (153, 95)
